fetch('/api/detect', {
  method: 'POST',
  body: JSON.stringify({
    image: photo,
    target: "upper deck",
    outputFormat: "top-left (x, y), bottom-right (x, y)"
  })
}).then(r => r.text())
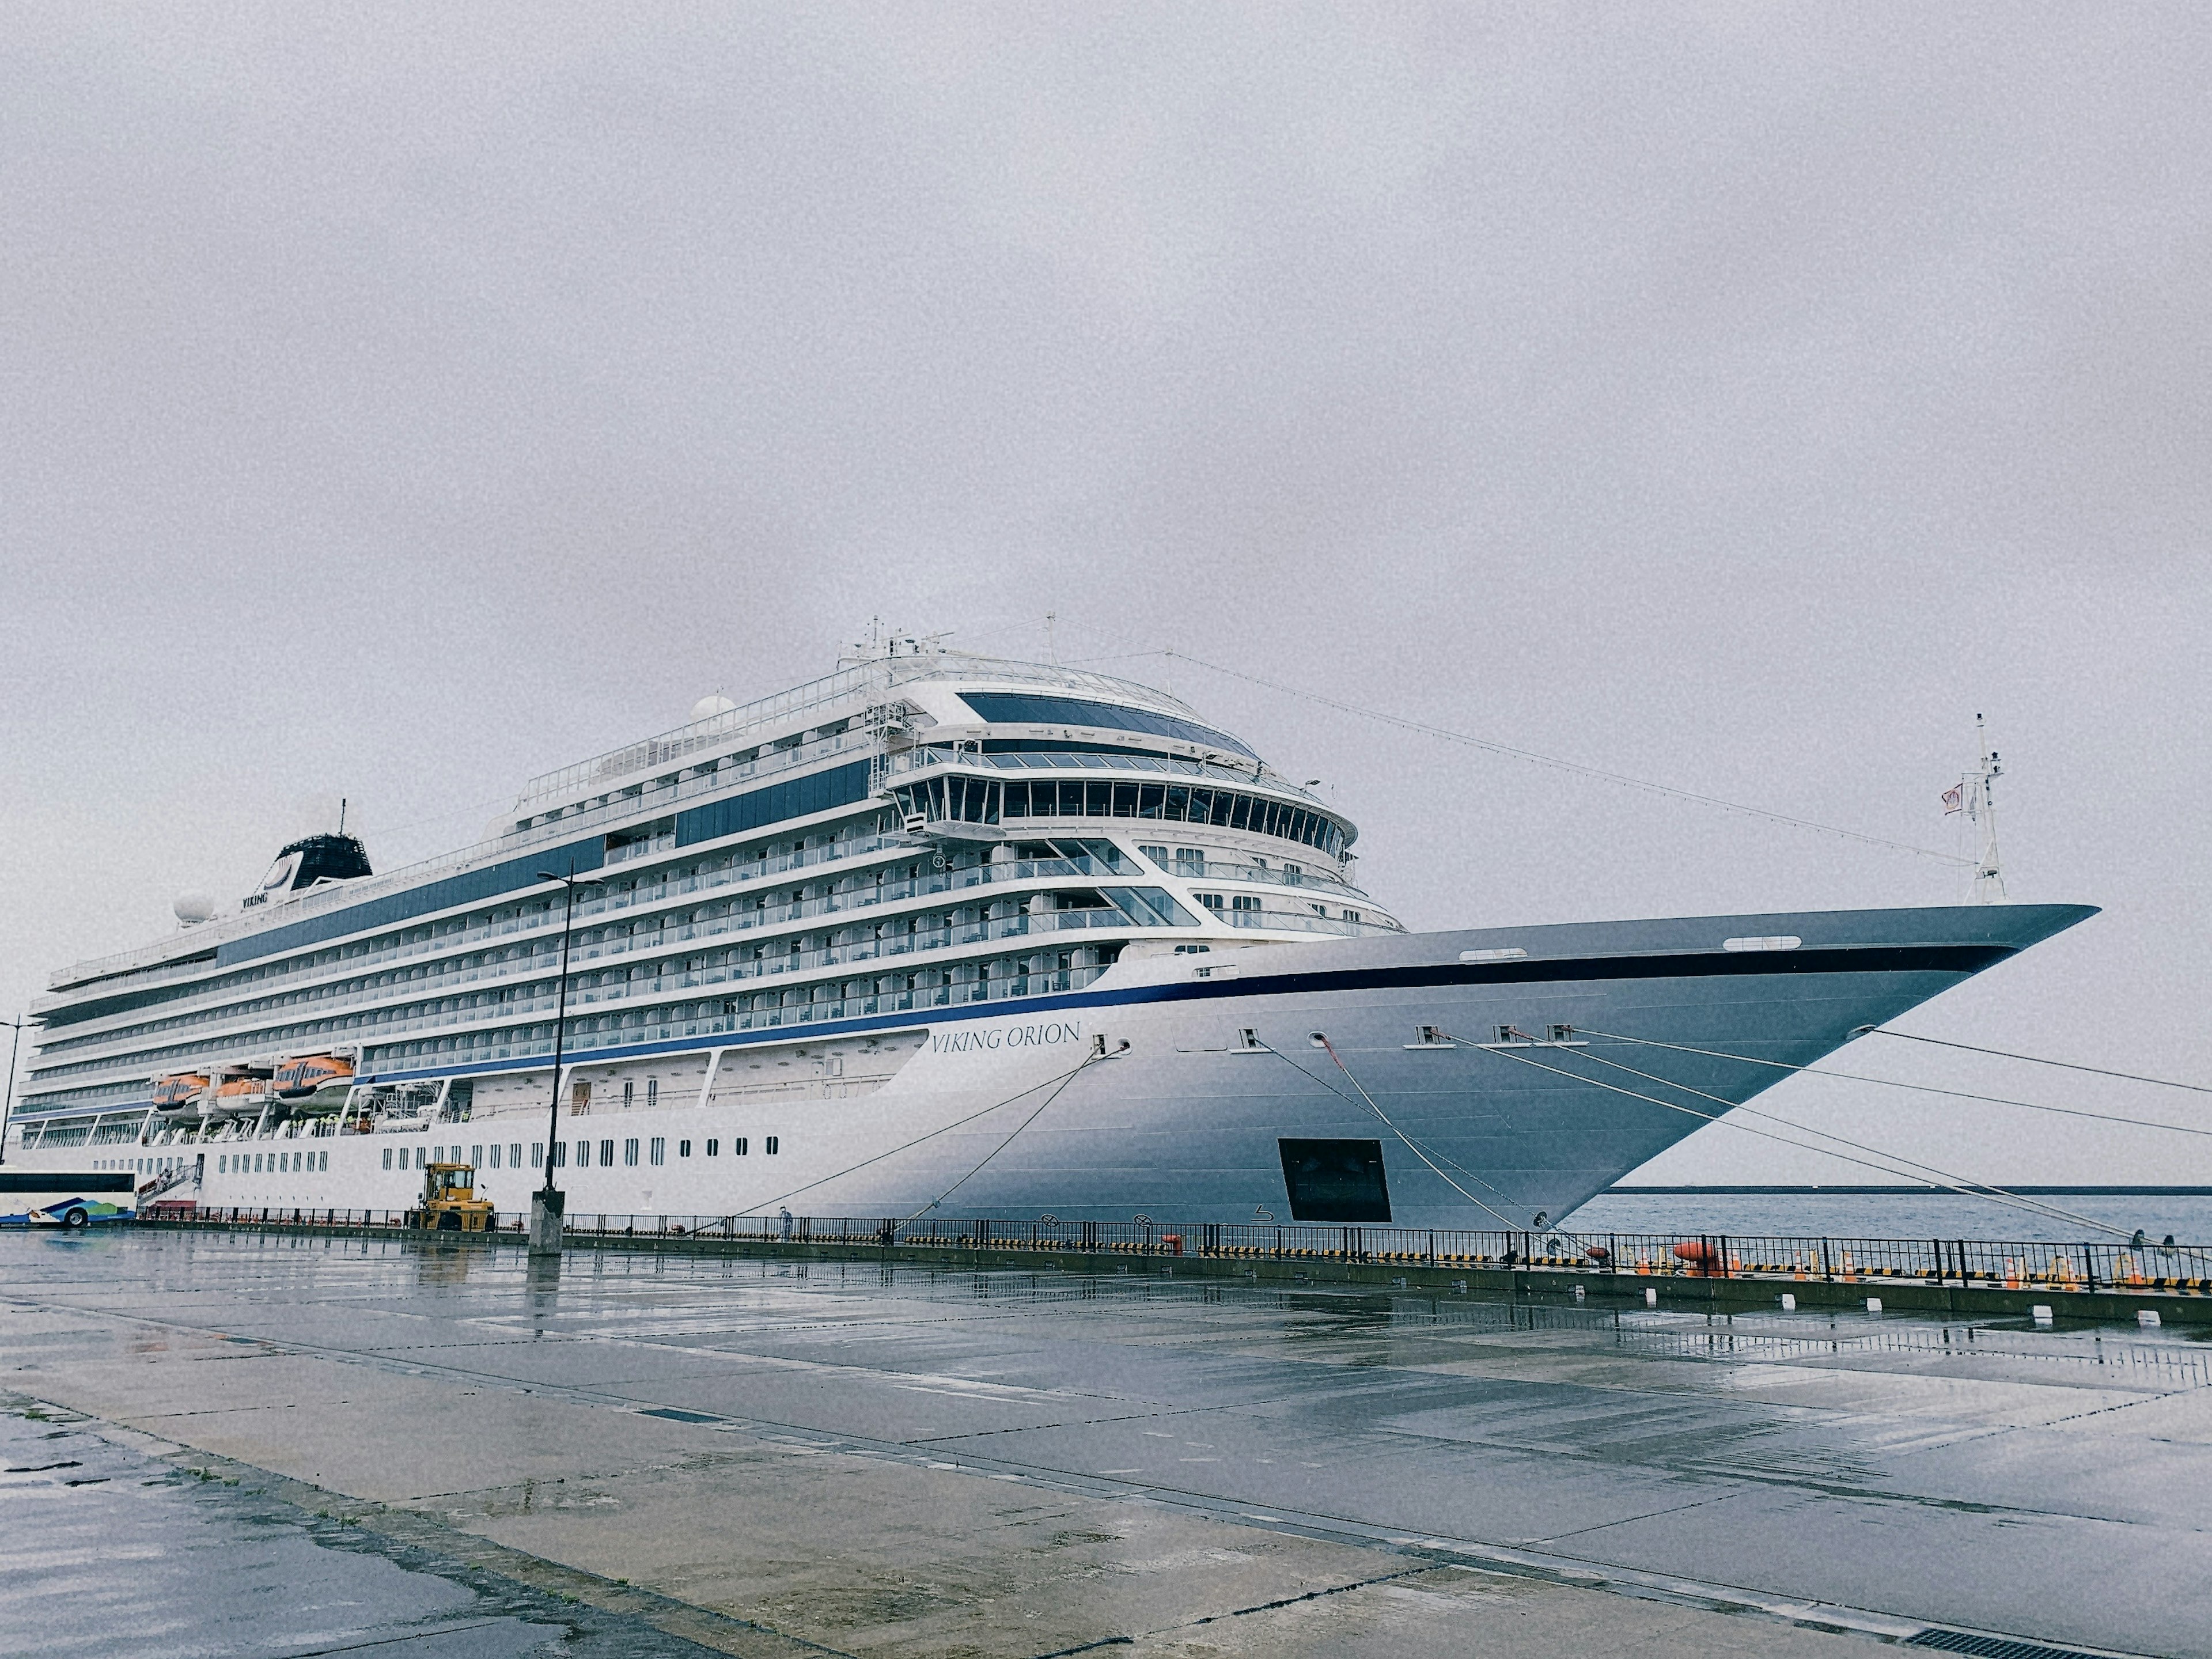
top-left (45, 650), bottom-right (1353, 1008)
top-left (21, 649), bottom-right (1389, 1123)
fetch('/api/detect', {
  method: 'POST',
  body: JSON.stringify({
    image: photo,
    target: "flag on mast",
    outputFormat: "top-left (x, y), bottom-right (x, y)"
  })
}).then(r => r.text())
top-left (1941, 782), bottom-right (1965, 815)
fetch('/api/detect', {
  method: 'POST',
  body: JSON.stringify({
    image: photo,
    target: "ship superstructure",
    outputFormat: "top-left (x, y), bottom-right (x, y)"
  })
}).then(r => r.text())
top-left (5, 644), bottom-right (2093, 1230)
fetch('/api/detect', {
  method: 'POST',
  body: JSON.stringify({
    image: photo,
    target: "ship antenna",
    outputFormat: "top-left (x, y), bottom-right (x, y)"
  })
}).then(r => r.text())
top-left (1969, 713), bottom-right (2005, 903)
top-left (339, 797), bottom-right (347, 836)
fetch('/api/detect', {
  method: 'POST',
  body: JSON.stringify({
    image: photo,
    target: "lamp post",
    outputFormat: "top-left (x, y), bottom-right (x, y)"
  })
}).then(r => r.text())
top-left (530, 869), bottom-right (604, 1254)
top-left (0, 1016), bottom-right (25, 1166)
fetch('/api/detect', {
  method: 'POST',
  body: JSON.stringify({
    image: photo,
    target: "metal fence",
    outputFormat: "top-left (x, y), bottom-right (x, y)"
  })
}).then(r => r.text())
top-left (137, 1206), bottom-right (2212, 1293)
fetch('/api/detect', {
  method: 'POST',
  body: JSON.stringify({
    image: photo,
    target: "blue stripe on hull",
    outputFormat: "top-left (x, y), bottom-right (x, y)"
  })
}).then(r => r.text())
top-left (355, 938), bottom-right (2027, 1086)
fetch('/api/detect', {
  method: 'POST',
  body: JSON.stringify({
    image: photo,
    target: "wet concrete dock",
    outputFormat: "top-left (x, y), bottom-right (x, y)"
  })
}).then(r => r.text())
top-left (5, 1229), bottom-right (2208, 1657)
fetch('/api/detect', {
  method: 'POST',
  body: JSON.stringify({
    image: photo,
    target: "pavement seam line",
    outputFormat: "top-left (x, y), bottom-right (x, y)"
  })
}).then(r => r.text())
top-left (2, 1387), bottom-right (858, 1659)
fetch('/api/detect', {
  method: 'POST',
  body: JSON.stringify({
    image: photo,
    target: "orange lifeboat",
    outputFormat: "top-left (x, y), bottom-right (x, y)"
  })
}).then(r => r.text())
top-left (274, 1053), bottom-right (354, 1097)
top-left (150, 1072), bottom-right (211, 1113)
top-left (206, 1075), bottom-right (275, 1118)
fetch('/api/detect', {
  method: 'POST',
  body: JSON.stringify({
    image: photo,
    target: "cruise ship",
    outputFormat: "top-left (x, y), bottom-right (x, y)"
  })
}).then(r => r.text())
top-left (5, 642), bottom-right (2093, 1231)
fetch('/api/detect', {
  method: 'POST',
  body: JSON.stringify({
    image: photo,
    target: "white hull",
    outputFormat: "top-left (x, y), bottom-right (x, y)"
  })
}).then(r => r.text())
top-left (30, 904), bottom-right (2090, 1230)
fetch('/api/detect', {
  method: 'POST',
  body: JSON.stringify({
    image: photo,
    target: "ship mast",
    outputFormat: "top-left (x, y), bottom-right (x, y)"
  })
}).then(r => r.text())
top-left (1967, 713), bottom-right (2005, 903)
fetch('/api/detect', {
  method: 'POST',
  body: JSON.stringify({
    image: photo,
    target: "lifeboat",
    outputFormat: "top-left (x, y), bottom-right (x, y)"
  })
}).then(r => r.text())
top-left (150, 1072), bottom-right (211, 1114)
top-left (205, 1074), bottom-right (276, 1119)
top-left (274, 1053), bottom-right (355, 1097)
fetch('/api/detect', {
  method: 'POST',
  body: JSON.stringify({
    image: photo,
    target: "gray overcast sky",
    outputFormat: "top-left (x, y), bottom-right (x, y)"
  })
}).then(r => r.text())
top-left (3, 4), bottom-right (2207, 1183)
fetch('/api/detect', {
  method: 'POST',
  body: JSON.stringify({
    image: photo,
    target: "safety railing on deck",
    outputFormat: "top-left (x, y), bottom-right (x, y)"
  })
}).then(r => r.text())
top-left (134, 1209), bottom-right (2212, 1293)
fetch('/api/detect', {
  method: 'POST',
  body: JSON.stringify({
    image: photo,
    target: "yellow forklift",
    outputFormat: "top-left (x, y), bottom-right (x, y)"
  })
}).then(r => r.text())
top-left (405, 1161), bottom-right (497, 1232)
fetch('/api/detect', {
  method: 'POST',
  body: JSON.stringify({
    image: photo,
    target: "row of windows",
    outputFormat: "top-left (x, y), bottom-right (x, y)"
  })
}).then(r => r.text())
top-left (33, 831), bottom-right (1014, 1088)
top-left (955, 691), bottom-right (1259, 760)
top-left (99, 759), bottom-right (876, 1009)
top-left (35, 879), bottom-right (1128, 1105)
top-left (370, 948), bottom-right (1119, 1064)
top-left (43, 806), bottom-right (906, 1045)
top-left (373, 1136), bottom-right (782, 1171)
top-left (218, 1149), bottom-right (328, 1175)
top-left (894, 775), bottom-right (1345, 859)
top-left (1192, 892), bottom-right (1365, 922)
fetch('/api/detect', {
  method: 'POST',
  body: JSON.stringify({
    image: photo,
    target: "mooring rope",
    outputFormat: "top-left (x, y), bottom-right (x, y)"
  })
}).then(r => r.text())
top-left (726, 1048), bottom-right (1112, 1222)
top-left (1575, 1027), bottom-right (2212, 1140)
top-left (1855, 1027), bottom-right (2212, 1097)
top-left (908, 1044), bottom-right (1118, 1219)
top-left (1449, 1031), bottom-right (2135, 1240)
top-left (1291, 1033), bottom-right (1540, 1236)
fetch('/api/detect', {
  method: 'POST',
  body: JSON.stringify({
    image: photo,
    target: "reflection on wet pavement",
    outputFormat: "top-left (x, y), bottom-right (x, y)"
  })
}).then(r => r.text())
top-left (5, 1228), bottom-right (2209, 1658)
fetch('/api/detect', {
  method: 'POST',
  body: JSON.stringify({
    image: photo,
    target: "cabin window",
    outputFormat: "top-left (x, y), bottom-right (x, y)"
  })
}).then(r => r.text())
top-left (765, 1136), bottom-right (779, 1156)
top-left (600, 1139), bottom-right (616, 1166)
top-left (647, 1078), bottom-right (658, 1107)
top-left (318, 1150), bottom-right (329, 1171)
top-left (573, 1141), bottom-right (589, 1168)
top-left (527, 1143), bottom-right (539, 1168)
top-left (623, 1138), bottom-right (638, 1166)
top-left (705, 1138), bottom-right (718, 1156)
top-left (381, 1149), bottom-right (392, 1170)
top-left (623, 1080), bottom-right (634, 1108)
top-left (470, 1145), bottom-right (483, 1167)
top-left (677, 1139), bottom-right (691, 1158)
top-left (650, 1138), bottom-right (665, 1165)
top-left (734, 1137), bottom-right (749, 1156)
top-left (488, 1145), bottom-right (502, 1169)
